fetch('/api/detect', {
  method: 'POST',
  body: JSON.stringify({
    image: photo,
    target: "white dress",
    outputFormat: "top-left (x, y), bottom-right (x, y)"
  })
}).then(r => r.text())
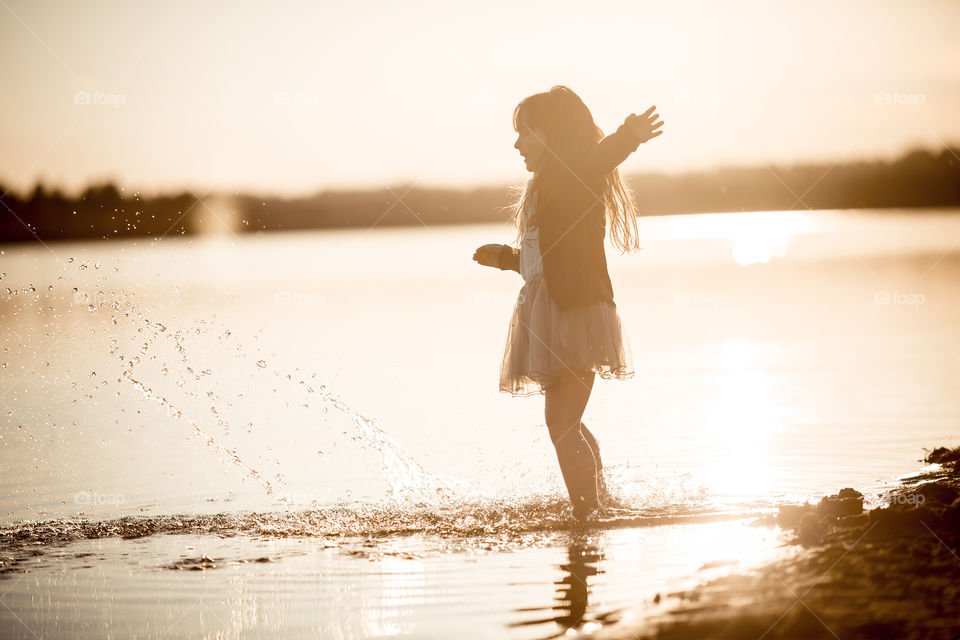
top-left (499, 188), bottom-right (634, 397)
top-left (519, 191), bottom-right (543, 281)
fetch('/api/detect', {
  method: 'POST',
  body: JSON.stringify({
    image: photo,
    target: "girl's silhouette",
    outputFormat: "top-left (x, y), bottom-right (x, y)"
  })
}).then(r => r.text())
top-left (473, 85), bottom-right (663, 520)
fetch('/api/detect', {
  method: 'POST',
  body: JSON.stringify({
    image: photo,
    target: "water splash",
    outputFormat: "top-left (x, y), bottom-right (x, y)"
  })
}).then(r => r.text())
top-left (308, 385), bottom-right (458, 501)
top-left (120, 322), bottom-right (286, 505)
top-left (109, 287), bottom-right (457, 510)
top-left (0, 496), bottom-right (770, 557)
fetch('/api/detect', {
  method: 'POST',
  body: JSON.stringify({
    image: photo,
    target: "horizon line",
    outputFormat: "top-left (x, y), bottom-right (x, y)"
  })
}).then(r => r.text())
top-left (3, 141), bottom-right (957, 202)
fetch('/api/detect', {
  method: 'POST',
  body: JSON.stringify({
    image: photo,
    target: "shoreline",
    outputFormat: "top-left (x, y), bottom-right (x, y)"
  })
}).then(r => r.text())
top-left (598, 446), bottom-right (960, 640)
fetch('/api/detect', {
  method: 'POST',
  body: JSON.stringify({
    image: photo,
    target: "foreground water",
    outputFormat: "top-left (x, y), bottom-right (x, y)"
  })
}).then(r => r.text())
top-left (1, 208), bottom-right (959, 638)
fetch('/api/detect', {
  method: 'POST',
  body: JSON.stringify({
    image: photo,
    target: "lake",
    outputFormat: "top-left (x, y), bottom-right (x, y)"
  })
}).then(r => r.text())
top-left (1, 207), bottom-right (959, 638)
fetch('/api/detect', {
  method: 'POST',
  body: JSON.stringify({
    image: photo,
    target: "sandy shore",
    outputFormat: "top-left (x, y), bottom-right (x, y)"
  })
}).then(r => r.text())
top-left (598, 446), bottom-right (960, 640)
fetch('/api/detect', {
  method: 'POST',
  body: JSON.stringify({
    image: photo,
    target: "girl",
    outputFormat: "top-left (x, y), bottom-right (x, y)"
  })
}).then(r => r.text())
top-left (473, 85), bottom-right (663, 520)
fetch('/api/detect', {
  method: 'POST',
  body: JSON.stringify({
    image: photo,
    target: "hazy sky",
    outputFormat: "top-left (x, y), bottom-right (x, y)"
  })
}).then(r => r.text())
top-left (1, 0), bottom-right (958, 197)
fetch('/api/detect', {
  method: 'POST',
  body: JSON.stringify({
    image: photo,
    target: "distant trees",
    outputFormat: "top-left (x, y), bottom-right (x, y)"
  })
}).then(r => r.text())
top-left (1, 182), bottom-right (198, 242)
top-left (2, 146), bottom-right (959, 244)
top-left (628, 148), bottom-right (960, 214)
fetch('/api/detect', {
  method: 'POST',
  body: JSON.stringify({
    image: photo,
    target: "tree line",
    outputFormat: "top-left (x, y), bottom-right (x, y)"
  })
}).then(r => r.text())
top-left (2, 146), bottom-right (958, 244)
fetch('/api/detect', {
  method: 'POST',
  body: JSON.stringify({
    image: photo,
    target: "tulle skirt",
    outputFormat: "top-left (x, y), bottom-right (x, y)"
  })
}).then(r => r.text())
top-left (499, 271), bottom-right (634, 397)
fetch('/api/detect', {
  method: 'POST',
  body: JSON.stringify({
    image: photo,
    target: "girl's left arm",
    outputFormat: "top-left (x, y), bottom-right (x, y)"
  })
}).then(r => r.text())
top-left (574, 106), bottom-right (664, 177)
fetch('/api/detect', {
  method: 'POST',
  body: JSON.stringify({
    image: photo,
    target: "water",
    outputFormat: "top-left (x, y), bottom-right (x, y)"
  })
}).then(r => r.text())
top-left (1, 208), bottom-right (959, 638)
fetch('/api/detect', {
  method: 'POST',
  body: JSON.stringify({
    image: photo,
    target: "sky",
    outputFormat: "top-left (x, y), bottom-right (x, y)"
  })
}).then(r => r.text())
top-left (1, 0), bottom-right (958, 197)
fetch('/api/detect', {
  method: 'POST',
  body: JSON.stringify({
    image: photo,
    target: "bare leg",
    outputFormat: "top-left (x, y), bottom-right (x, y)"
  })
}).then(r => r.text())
top-left (544, 370), bottom-right (601, 518)
top-left (579, 422), bottom-right (611, 504)
top-left (580, 422), bottom-right (601, 473)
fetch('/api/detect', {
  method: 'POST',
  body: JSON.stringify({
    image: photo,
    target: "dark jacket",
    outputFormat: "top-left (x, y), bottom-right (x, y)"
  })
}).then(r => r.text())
top-left (496, 118), bottom-right (644, 310)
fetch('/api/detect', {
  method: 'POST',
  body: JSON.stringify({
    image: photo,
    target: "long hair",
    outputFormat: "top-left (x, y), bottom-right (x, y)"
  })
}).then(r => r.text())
top-left (508, 85), bottom-right (641, 253)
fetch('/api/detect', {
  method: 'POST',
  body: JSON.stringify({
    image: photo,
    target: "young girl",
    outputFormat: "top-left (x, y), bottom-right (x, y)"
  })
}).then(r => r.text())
top-left (473, 85), bottom-right (663, 520)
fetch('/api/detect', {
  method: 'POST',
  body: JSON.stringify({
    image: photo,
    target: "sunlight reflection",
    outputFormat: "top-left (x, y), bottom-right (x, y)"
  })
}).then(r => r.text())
top-left (729, 214), bottom-right (797, 266)
top-left (608, 520), bottom-right (790, 601)
top-left (651, 210), bottom-right (822, 239)
top-left (721, 338), bottom-right (758, 369)
top-left (703, 339), bottom-right (782, 501)
top-left (361, 555), bottom-right (426, 637)
top-left (676, 519), bottom-right (785, 570)
top-left (194, 195), bottom-right (242, 236)
top-left (642, 210), bottom-right (823, 265)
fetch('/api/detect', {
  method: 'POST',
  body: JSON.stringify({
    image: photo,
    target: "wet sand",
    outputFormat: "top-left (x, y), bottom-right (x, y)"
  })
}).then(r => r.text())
top-left (600, 446), bottom-right (960, 640)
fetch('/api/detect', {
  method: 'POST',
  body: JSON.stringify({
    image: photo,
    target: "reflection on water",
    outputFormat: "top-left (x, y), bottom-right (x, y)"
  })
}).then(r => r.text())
top-left (510, 536), bottom-right (608, 638)
top-left (637, 209), bottom-right (821, 266)
top-left (705, 339), bottom-right (782, 499)
top-left (553, 539), bottom-right (603, 633)
top-left (0, 520), bottom-right (793, 639)
top-left (729, 214), bottom-right (797, 265)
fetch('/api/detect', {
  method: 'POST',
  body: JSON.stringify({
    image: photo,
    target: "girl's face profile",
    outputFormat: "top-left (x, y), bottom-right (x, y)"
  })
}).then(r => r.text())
top-left (514, 123), bottom-right (548, 173)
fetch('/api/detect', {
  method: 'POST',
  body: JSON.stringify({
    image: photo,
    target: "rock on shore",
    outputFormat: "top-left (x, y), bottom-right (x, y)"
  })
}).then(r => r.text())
top-left (598, 445), bottom-right (960, 640)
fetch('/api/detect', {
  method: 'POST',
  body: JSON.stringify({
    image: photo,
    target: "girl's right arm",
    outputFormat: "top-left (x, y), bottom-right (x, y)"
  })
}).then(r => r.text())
top-left (473, 243), bottom-right (519, 273)
top-left (497, 245), bottom-right (520, 272)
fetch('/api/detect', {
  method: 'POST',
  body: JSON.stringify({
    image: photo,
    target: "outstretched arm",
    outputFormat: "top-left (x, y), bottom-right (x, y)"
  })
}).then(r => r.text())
top-left (574, 105), bottom-right (664, 176)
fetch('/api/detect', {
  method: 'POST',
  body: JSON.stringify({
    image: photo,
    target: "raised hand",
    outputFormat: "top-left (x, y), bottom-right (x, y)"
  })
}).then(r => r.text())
top-left (624, 106), bottom-right (664, 144)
